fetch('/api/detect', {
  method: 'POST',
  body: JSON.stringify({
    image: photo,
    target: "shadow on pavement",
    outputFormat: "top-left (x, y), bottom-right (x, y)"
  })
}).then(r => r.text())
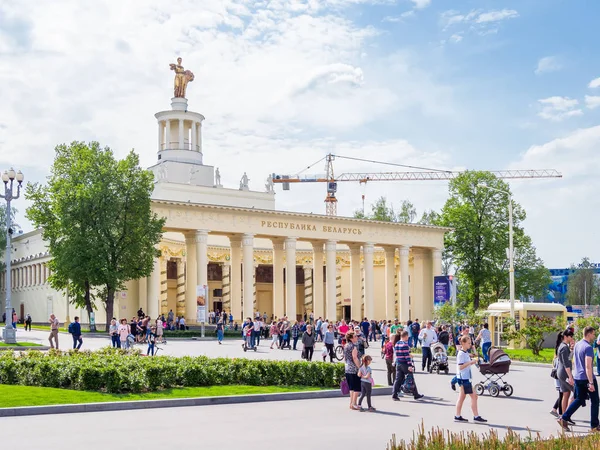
top-left (372, 410), bottom-right (408, 417)
top-left (488, 396), bottom-right (543, 402)
top-left (486, 423), bottom-right (540, 433)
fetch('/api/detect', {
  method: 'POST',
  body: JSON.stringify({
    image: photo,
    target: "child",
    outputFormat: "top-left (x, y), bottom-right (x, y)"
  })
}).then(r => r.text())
top-left (358, 355), bottom-right (376, 412)
top-left (242, 321), bottom-right (253, 350)
top-left (455, 335), bottom-right (486, 423)
top-left (147, 326), bottom-right (157, 356)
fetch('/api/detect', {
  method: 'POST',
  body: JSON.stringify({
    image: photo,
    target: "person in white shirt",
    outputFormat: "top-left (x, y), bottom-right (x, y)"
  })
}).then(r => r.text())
top-left (321, 320), bottom-right (329, 339)
top-left (253, 318), bottom-right (263, 346)
top-left (179, 316), bottom-right (186, 331)
top-left (454, 335), bottom-right (487, 423)
top-left (418, 321), bottom-right (438, 372)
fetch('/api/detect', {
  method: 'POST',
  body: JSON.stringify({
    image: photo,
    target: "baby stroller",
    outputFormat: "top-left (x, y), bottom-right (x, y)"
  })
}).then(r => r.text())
top-left (474, 348), bottom-right (513, 397)
top-left (429, 342), bottom-right (449, 374)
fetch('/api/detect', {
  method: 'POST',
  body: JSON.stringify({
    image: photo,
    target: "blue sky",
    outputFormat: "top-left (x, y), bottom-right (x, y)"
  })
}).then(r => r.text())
top-left (0, 0), bottom-right (599, 267)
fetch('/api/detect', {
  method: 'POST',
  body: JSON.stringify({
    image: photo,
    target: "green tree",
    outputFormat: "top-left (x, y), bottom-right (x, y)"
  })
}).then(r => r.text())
top-left (566, 257), bottom-right (600, 306)
top-left (433, 302), bottom-right (460, 324)
top-left (0, 207), bottom-right (17, 272)
top-left (439, 171), bottom-right (537, 309)
top-left (26, 141), bottom-right (165, 331)
top-left (418, 209), bottom-right (439, 225)
top-left (397, 200), bottom-right (416, 223)
top-left (502, 315), bottom-right (562, 355)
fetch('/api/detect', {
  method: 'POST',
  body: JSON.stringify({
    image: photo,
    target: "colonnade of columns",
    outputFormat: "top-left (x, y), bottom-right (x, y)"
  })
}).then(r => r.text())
top-left (144, 231), bottom-right (443, 323)
top-left (158, 118), bottom-right (202, 152)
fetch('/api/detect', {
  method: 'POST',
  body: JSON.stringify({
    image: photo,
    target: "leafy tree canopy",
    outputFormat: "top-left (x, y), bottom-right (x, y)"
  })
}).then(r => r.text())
top-left (26, 141), bottom-right (165, 330)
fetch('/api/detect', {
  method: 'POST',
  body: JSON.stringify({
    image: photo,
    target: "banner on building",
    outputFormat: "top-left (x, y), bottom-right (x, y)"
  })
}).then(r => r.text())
top-left (196, 285), bottom-right (207, 323)
top-left (434, 276), bottom-right (452, 307)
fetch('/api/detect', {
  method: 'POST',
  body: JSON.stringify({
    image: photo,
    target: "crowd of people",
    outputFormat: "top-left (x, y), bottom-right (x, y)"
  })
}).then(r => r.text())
top-left (553, 325), bottom-right (600, 432)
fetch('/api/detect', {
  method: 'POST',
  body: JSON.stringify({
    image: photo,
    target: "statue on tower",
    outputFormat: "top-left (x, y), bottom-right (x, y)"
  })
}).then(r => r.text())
top-left (169, 57), bottom-right (195, 98)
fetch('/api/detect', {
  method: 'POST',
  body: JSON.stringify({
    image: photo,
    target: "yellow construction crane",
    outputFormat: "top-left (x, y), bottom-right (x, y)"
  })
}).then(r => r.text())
top-left (272, 153), bottom-right (562, 216)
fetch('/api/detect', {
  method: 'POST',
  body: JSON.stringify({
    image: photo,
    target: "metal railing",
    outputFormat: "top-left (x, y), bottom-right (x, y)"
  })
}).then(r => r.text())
top-left (161, 142), bottom-right (200, 151)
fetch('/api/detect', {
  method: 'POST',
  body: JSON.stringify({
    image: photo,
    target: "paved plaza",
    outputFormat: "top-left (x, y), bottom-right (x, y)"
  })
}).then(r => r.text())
top-left (3, 329), bottom-right (595, 447)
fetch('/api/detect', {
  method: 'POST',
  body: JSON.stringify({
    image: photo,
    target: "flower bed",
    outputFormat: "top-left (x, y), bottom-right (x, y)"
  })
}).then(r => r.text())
top-left (0, 348), bottom-right (344, 394)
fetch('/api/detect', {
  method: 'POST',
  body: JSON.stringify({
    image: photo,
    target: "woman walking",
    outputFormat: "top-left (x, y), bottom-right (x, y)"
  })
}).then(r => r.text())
top-left (550, 330), bottom-right (575, 418)
top-left (269, 320), bottom-right (279, 349)
top-left (455, 335), bottom-right (487, 423)
top-left (476, 323), bottom-right (492, 362)
top-left (302, 325), bottom-right (316, 361)
top-left (323, 324), bottom-right (336, 362)
top-left (118, 319), bottom-right (130, 349)
top-left (344, 331), bottom-right (362, 411)
top-left (216, 318), bottom-right (224, 344)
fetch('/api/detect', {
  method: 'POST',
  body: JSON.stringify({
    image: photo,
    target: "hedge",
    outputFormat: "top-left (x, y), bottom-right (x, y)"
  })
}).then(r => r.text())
top-left (0, 349), bottom-right (344, 394)
top-left (388, 426), bottom-right (600, 450)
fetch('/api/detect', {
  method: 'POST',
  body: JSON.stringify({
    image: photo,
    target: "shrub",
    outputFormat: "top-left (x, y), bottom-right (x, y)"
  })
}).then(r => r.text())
top-left (0, 350), bottom-right (344, 394)
top-left (387, 425), bottom-right (600, 450)
top-left (502, 315), bottom-right (561, 356)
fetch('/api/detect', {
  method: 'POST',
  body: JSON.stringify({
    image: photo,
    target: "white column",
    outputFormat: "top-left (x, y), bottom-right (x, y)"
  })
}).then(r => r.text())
top-left (197, 122), bottom-right (202, 155)
top-left (385, 247), bottom-right (396, 320)
top-left (160, 257), bottom-right (168, 316)
top-left (242, 233), bottom-right (254, 319)
top-left (285, 237), bottom-right (297, 320)
top-left (325, 240), bottom-right (337, 321)
top-left (272, 239), bottom-right (285, 319)
top-left (195, 230), bottom-right (209, 287)
top-left (303, 265), bottom-right (313, 315)
top-left (158, 120), bottom-right (164, 151)
top-left (349, 244), bottom-right (362, 322)
top-left (230, 237), bottom-right (242, 321)
top-left (176, 259), bottom-right (186, 317)
top-left (191, 120), bottom-right (197, 151)
top-left (363, 243), bottom-right (375, 319)
top-left (165, 119), bottom-right (171, 150)
top-left (399, 245), bottom-right (410, 322)
top-left (178, 119), bottom-right (184, 149)
top-left (312, 242), bottom-right (324, 320)
top-left (432, 249), bottom-right (443, 277)
top-left (184, 233), bottom-right (197, 323)
top-left (146, 255), bottom-right (161, 320)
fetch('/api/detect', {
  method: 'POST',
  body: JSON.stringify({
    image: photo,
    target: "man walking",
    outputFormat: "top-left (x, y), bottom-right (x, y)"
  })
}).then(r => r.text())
top-left (418, 321), bottom-right (438, 372)
top-left (48, 313), bottom-right (60, 349)
top-left (69, 316), bottom-right (83, 350)
top-left (392, 330), bottom-right (424, 401)
top-left (410, 319), bottom-right (420, 349)
top-left (558, 326), bottom-right (599, 432)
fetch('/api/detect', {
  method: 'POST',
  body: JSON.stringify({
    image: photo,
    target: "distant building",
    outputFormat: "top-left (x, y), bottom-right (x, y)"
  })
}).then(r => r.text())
top-left (547, 266), bottom-right (600, 303)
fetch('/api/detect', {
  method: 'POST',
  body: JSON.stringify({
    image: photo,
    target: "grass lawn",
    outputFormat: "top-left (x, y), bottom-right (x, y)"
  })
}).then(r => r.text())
top-left (504, 348), bottom-right (554, 364)
top-left (0, 384), bottom-right (326, 408)
top-left (0, 342), bottom-right (42, 347)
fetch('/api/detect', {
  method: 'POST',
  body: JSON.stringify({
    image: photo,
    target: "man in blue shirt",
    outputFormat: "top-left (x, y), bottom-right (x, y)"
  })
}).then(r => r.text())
top-left (391, 330), bottom-right (424, 401)
top-left (361, 318), bottom-right (370, 340)
top-left (558, 326), bottom-right (599, 432)
top-left (69, 316), bottom-right (83, 350)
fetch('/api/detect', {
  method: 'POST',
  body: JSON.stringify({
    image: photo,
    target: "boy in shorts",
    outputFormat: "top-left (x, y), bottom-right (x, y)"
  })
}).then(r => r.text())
top-left (455, 335), bottom-right (487, 423)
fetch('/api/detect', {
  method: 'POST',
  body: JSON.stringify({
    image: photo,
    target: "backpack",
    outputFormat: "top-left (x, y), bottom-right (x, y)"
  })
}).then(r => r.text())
top-left (411, 322), bottom-right (420, 335)
top-left (68, 322), bottom-right (75, 334)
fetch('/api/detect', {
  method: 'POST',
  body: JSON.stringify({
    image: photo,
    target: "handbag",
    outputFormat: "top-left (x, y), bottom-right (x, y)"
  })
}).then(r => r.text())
top-left (551, 358), bottom-right (558, 379)
top-left (340, 378), bottom-right (350, 395)
top-left (401, 373), bottom-right (416, 394)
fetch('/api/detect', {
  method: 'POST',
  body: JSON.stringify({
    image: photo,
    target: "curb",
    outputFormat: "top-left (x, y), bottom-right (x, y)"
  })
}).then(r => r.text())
top-left (410, 354), bottom-right (551, 368)
top-left (0, 386), bottom-right (393, 417)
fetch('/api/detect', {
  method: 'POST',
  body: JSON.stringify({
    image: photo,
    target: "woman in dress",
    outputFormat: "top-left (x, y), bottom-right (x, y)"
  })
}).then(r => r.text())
top-left (551, 329), bottom-right (575, 419)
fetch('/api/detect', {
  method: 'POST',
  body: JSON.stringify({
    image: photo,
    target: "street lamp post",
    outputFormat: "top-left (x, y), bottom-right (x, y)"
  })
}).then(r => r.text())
top-left (1, 168), bottom-right (24, 344)
top-left (478, 184), bottom-right (515, 321)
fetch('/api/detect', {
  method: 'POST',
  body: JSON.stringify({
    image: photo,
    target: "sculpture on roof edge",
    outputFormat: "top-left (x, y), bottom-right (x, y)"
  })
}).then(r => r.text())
top-left (169, 57), bottom-right (195, 98)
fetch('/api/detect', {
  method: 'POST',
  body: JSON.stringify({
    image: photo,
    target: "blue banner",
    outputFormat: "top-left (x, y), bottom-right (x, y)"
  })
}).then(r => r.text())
top-left (434, 276), bottom-right (451, 306)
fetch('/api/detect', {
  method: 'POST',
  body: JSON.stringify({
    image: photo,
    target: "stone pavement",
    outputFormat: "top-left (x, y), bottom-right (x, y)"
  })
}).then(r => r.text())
top-left (4, 329), bottom-right (597, 447)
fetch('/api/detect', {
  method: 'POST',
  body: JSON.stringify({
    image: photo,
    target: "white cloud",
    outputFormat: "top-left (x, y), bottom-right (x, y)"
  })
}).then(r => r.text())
top-left (537, 97), bottom-right (583, 121)
top-left (449, 34), bottom-right (463, 43)
top-left (383, 10), bottom-right (415, 22)
top-left (510, 126), bottom-right (600, 266)
top-left (535, 56), bottom-right (562, 75)
top-left (585, 95), bottom-right (600, 109)
top-left (410, 0), bottom-right (431, 9)
top-left (475, 9), bottom-right (519, 23)
top-left (589, 77), bottom-right (600, 89)
top-left (440, 8), bottom-right (518, 37)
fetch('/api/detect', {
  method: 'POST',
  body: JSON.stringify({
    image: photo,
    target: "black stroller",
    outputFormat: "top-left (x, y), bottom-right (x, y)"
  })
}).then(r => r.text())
top-left (474, 348), bottom-right (513, 397)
